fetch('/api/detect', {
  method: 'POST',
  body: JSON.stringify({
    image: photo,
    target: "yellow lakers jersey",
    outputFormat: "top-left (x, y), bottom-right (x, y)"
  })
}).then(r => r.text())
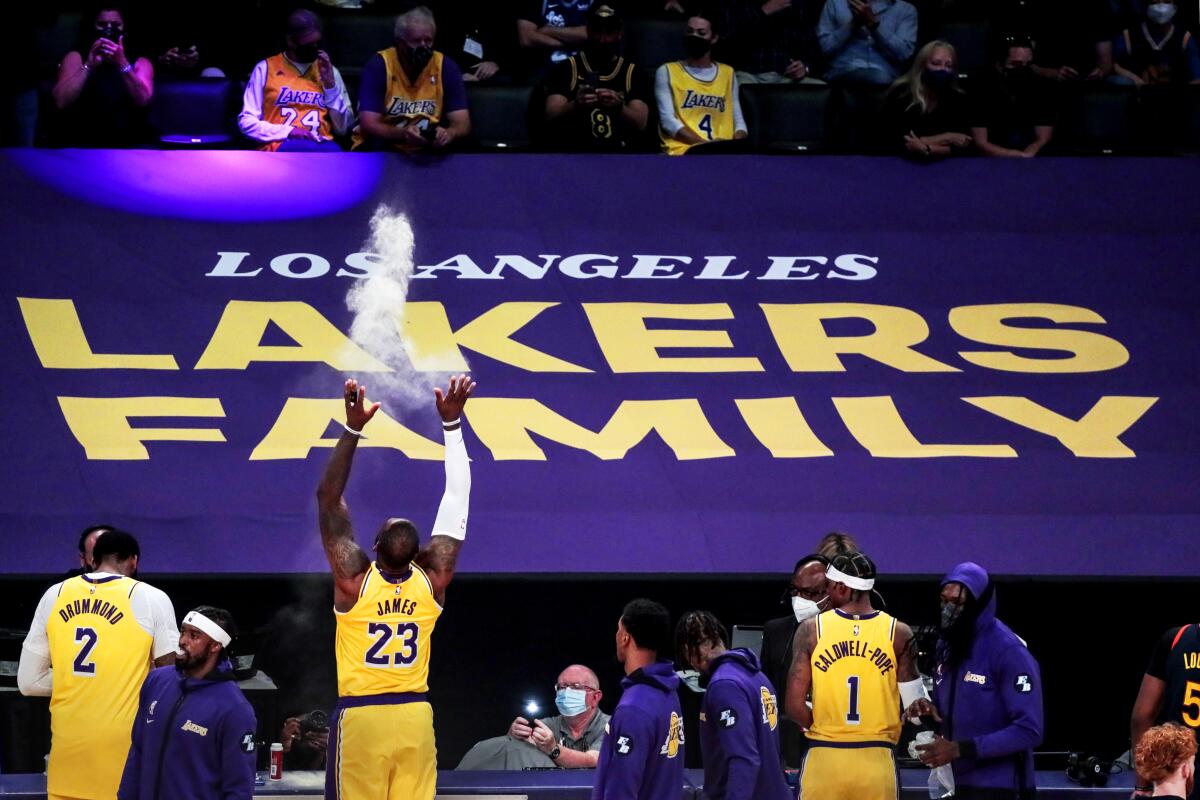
top-left (46, 574), bottom-right (153, 799)
top-left (335, 562), bottom-right (442, 696)
top-left (351, 48), bottom-right (445, 152)
top-left (661, 61), bottom-right (737, 156)
top-left (260, 52), bottom-right (334, 151)
top-left (808, 609), bottom-right (902, 744)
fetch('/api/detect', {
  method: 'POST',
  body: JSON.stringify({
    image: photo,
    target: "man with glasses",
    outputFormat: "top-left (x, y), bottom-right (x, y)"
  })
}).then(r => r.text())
top-left (457, 664), bottom-right (609, 769)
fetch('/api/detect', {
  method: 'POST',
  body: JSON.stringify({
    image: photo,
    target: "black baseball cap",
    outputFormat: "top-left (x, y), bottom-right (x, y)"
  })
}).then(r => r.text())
top-left (587, 4), bottom-right (623, 30)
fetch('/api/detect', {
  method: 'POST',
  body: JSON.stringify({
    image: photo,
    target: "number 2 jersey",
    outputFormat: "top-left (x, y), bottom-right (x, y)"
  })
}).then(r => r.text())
top-left (24, 573), bottom-right (177, 800)
top-left (808, 608), bottom-right (902, 745)
top-left (335, 561), bottom-right (442, 697)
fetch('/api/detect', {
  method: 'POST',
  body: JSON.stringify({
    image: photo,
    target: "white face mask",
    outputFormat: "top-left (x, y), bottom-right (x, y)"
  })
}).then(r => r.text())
top-left (792, 595), bottom-right (825, 623)
top-left (1148, 3), bottom-right (1176, 23)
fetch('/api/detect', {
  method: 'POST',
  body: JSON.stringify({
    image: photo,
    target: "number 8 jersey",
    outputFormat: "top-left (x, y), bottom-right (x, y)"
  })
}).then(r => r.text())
top-left (808, 609), bottom-right (902, 744)
top-left (335, 561), bottom-right (442, 697)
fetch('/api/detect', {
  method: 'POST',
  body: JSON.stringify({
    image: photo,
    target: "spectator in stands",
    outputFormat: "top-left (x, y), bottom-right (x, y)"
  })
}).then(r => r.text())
top-left (52, 7), bottom-right (155, 147)
top-left (456, 664), bottom-right (609, 769)
top-left (351, 7), bottom-right (471, 152)
top-left (280, 709), bottom-right (330, 770)
top-left (970, 39), bottom-right (1056, 157)
top-left (1131, 622), bottom-right (1200, 792)
top-left (817, 0), bottom-right (918, 87)
top-left (727, 0), bottom-right (824, 84)
top-left (1112, 0), bottom-right (1200, 86)
top-left (916, 562), bottom-right (1044, 800)
top-left (238, 10), bottom-right (354, 152)
top-left (543, 5), bottom-right (650, 151)
top-left (518, 0), bottom-right (594, 79)
top-left (815, 531), bottom-right (858, 558)
top-left (657, 13), bottom-right (748, 155)
top-left (1134, 723), bottom-right (1196, 800)
top-left (883, 40), bottom-right (972, 158)
top-left (990, 0), bottom-right (1117, 82)
top-left (431, 0), bottom-right (515, 83)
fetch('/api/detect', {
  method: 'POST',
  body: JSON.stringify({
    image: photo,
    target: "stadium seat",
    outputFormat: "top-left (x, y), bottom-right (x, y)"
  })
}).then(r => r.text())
top-left (323, 14), bottom-right (395, 80)
top-left (625, 19), bottom-right (684, 69)
top-left (1183, 86), bottom-right (1200, 153)
top-left (465, 85), bottom-right (534, 150)
top-left (740, 84), bottom-right (833, 153)
top-left (37, 13), bottom-right (83, 80)
top-left (150, 79), bottom-right (237, 148)
top-left (939, 22), bottom-right (989, 78)
top-left (1057, 85), bottom-right (1137, 155)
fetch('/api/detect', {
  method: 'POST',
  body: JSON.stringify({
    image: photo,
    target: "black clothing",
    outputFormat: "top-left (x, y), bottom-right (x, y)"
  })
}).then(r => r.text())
top-left (543, 53), bottom-right (650, 151)
top-left (970, 69), bottom-right (1056, 149)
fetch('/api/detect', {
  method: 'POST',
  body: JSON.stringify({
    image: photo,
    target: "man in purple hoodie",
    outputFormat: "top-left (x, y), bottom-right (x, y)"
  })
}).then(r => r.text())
top-left (916, 562), bottom-right (1044, 800)
top-left (676, 610), bottom-right (791, 800)
top-left (119, 606), bottom-right (258, 800)
top-left (593, 599), bottom-right (685, 800)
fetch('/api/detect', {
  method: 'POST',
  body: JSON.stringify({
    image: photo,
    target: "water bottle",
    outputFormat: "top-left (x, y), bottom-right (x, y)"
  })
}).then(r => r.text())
top-left (913, 731), bottom-right (956, 798)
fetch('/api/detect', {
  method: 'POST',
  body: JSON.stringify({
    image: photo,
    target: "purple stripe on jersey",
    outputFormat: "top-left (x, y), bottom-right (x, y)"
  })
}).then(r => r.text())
top-left (336, 692), bottom-right (427, 709)
top-left (806, 739), bottom-right (896, 750)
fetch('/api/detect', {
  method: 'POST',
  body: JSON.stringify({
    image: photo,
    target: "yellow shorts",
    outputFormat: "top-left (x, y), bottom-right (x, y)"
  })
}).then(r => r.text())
top-left (799, 742), bottom-right (897, 800)
top-left (326, 697), bottom-right (437, 800)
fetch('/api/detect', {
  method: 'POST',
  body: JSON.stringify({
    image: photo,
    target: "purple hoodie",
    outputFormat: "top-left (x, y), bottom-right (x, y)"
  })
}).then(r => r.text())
top-left (934, 562), bottom-right (1043, 796)
top-left (699, 648), bottom-right (791, 800)
top-left (592, 659), bottom-right (685, 800)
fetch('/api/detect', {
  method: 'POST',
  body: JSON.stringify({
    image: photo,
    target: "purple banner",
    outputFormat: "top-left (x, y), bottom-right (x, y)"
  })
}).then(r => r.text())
top-left (2, 150), bottom-right (1198, 576)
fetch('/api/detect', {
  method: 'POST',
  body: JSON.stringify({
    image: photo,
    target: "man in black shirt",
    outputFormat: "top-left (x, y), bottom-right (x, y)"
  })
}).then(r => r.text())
top-left (518, 0), bottom-right (594, 79)
top-left (988, 0), bottom-right (1117, 80)
top-left (970, 40), bottom-right (1056, 157)
top-left (543, 4), bottom-right (650, 151)
top-left (1131, 623), bottom-right (1200, 796)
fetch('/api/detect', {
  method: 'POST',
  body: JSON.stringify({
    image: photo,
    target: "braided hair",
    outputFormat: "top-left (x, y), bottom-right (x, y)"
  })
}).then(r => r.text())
top-left (674, 610), bottom-right (729, 669)
top-left (827, 551), bottom-right (877, 600)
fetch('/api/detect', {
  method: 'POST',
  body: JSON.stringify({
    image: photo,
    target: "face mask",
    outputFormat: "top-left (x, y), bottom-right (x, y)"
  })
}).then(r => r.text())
top-left (939, 602), bottom-right (963, 631)
top-left (923, 68), bottom-right (955, 88)
top-left (586, 40), bottom-right (619, 64)
top-left (682, 34), bottom-right (711, 59)
top-left (294, 42), bottom-right (320, 63)
top-left (404, 45), bottom-right (434, 70)
top-left (791, 595), bottom-right (825, 623)
top-left (1148, 3), bottom-right (1176, 24)
top-left (555, 688), bottom-right (589, 717)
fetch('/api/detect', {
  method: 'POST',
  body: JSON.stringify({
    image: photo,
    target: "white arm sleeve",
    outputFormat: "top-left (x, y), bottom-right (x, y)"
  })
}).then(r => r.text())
top-left (731, 73), bottom-right (747, 134)
top-left (431, 426), bottom-right (470, 540)
top-left (18, 585), bottom-right (58, 696)
top-left (238, 60), bottom-right (294, 143)
top-left (325, 67), bottom-right (356, 136)
top-left (142, 585), bottom-right (180, 660)
top-left (655, 64), bottom-right (684, 136)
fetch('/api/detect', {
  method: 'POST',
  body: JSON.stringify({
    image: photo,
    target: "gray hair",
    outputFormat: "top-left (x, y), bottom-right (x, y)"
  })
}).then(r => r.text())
top-left (394, 6), bottom-right (436, 39)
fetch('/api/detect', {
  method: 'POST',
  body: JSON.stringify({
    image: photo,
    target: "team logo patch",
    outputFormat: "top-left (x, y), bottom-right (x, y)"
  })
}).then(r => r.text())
top-left (181, 719), bottom-right (209, 736)
top-left (149, 700), bottom-right (157, 715)
top-left (852, 624), bottom-right (860, 637)
top-left (964, 671), bottom-right (987, 686)
top-left (616, 735), bottom-right (632, 755)
top-left (1015, 674), bottom-right (1033, 693)
top-left (661, 711), bottom-right (684, 758)
top-left (760, 687), bottom-right (779, 730)
top-left (719, 708), bottom-right (737, 728)
top-left (241, 733), bottom-right (256, 753)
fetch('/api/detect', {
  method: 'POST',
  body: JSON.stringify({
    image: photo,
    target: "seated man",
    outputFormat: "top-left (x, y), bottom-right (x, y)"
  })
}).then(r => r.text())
top-left (238, 10), bottom-right (354, 152)
top-left (352, 6), bottom-right (471, 152)
top-left (1113, 0), bottom-right (1200, 86)
top-left (971, 38), bottom-right (1056, 157)
top-left (517, 0), bottom-right (593, 79)
top-left (657, 13), bottom-right (748, 155)
top-left (456, 664), bottom-right (609, 769)
top-left (543, 4), bottom-right (650, 152)
top-left (817, 0), bottom-right (918, 87)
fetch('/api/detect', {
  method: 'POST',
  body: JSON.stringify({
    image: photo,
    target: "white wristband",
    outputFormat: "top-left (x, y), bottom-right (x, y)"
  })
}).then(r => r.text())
top-left (899, 677), bottom-right (930, 708)
top-left (343, 423), bottom-right (366, 438)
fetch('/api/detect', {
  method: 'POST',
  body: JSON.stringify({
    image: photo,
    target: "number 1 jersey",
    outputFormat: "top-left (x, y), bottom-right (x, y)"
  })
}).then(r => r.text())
top-left (808, 609), bottom-right (902, 744)
top-left (335, 562), bottom-right (442, 697)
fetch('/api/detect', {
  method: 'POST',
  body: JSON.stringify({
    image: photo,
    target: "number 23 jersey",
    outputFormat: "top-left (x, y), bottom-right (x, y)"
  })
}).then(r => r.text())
top-left (335, 561), bottom-right (442, 696)
top-left (808, 609), bottom-right (902, 744)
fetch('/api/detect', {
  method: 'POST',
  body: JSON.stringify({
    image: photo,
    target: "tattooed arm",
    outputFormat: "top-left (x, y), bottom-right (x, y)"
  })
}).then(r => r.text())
top-left (785, 617), bottom-right (817, 729)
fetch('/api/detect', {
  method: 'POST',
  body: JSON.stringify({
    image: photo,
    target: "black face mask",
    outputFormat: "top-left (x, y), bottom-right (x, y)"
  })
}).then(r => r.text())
top-left (682, 34), bottom-right (711, 59)
top-left (923, 68), bottom-right (955, 89)
top-left (294, 41), bottom-right (321, 63)
top-left (1003, 64), bottom-right (1034, 89)
top-left (585, 40), bottom-right (620, 65)
top-left (402, 44), bottom-right (434, 70)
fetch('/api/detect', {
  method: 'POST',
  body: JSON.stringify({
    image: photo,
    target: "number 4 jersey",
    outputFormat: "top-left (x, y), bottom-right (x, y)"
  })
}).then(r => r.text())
top-left (808, 609), bottom-right (902, 745)
top-left (26, 573), bottom-right (177, 800)
top-left (335, 561), bottom-right (442, 697)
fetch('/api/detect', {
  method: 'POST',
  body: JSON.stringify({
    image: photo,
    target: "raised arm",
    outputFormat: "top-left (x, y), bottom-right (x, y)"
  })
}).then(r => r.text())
top-left (317, 379), bottom-right (378, 612)
top-left (415, 374), bottom-right (475, 605)
top-left (785, 617), bottom-right (816, 728)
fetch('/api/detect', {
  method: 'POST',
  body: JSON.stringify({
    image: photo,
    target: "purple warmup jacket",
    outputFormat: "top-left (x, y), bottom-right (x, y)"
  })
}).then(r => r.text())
top-left (699, 649), bottom-right (791, 800)
top-left (934, 563), bottom-right (1044, 796)
top-left (592, 660), bottom-right (685, 800)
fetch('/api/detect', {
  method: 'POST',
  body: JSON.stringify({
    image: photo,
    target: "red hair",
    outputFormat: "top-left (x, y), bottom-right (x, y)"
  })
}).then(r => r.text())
top-left (1136, 723), bottom-right (1197, 783)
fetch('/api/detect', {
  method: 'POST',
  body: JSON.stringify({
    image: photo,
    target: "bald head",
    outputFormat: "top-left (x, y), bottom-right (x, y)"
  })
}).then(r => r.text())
top-left (555, 664), bottom-right (602, 718)
top-left (557, 664), bottom-right (599, 690)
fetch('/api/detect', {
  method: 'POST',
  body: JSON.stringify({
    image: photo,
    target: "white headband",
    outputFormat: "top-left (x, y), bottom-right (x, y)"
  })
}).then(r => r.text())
top-left (826, 566), bottom-right (875, 592)
top-left (183, 611), bottom-right (232, 648)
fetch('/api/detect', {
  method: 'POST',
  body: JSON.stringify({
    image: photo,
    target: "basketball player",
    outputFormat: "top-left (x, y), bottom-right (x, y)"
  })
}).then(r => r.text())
top-left (785, 551), bottom-right (937, 800)
top-left (18, 529), bottom-right (178, 800)
top-left (317, 375), bottom-right (474, 800)
top-left (656, 13), bottom-right (747, 155)
top-left (1131, 622), bottom-right (1200, 796)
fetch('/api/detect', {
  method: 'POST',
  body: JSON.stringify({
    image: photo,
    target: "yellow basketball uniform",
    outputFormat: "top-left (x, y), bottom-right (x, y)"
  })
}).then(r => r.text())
top-left (661, 61), bottom-right (737, 156)
top-left (350, 48), bottom-right (445, 152)
top-left (801, 609), bottom-right (901, 800)
top-left (329, 561), bottom-right (443, 800)
top-left (259, 53), bottom-right (334, 152)
top-left (46, 575), bottom-right (153, 800)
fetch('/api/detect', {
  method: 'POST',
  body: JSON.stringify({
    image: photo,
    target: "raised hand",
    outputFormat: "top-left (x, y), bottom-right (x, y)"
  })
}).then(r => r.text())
top-left (434, 374), bottom-right (475, 423)
top-left (344, 378), bottom-right (381, 432)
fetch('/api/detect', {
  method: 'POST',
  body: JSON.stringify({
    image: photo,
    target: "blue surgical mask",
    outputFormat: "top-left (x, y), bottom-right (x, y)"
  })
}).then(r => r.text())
top-left (555, 688), bottom-right (589, 717)
top-left (1148, 3), bottom-right (1176, 24)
